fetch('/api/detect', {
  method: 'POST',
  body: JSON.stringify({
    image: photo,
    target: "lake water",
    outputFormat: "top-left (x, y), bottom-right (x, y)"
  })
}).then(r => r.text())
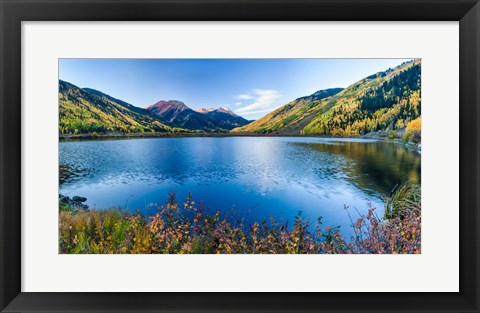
top-left (59, 137), bottom-right (420, 233)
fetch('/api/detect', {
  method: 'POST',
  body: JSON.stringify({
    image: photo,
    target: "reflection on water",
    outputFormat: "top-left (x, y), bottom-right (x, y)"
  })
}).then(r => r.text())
top-left (59, 137), bottom-right (420, 233)
top-left (295, 141), bottom-right (421, 195)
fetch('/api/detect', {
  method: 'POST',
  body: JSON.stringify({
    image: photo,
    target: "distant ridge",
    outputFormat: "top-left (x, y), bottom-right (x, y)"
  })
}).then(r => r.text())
top-left (146, 101), bottom-right (249, 131)
top-left (196, 107), bottom-right (250, 129)
top-left (196, 107), bottom-right (240, 118)
top-left (195, 107), bottom-right (215, 114)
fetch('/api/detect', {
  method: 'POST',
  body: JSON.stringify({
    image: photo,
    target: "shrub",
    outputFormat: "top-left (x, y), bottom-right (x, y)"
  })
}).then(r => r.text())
top-left (388, 130), bottom-right (396, 139)
top-left (404, 117), bottom-right (421, 143)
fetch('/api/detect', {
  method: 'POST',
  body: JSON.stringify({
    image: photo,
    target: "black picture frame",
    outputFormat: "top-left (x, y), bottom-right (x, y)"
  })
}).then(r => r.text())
top-left (1, 0), bottom-right (478, 312)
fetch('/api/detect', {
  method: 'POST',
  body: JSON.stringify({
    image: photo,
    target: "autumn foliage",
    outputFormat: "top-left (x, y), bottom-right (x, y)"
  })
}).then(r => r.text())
top-left (59, 184), bottom-right (421, 254)
top-left (404, 117), bottom-right (422, 143)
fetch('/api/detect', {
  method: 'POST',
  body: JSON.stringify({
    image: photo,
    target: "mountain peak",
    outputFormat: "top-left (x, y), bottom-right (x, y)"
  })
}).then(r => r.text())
top-left (146, 100), bottom-right (189, 115)
top-left (197, 106), bottom-right (240, 118)
top-left (195, 107), bottom-right (215, 113)
top-left (216, 107), bottom-right (239, 117)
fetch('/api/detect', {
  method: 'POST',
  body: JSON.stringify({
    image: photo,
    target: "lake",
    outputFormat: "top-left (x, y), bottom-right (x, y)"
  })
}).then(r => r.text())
top-left (59, 137), bottom-right (420, 233)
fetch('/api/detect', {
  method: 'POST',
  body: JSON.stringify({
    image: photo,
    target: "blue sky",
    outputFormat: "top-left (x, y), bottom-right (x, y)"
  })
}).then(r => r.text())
top-left (59, 59), bottom-right (411, 119)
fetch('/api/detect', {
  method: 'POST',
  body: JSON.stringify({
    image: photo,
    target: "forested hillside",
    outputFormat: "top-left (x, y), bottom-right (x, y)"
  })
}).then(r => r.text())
top-left (59, 81), bottom-right (179, 134)
top-left (233, 60), bottom-right (421, 140)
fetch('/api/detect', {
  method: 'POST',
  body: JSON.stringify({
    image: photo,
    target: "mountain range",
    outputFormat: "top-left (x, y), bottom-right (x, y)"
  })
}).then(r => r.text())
top-left (59, 81), bottom-right (250, 134)
top-left (146, 100), bottom-right (249, 131)
top-left (59, 59), bottom-right (420, 137)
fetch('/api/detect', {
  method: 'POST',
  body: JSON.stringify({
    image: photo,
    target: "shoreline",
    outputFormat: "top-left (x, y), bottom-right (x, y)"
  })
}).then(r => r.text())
top-left (59, 132), bottom-right (321, 141)
top-left (363, 133), bottom-right (421, 153)
top-left (59, 132), bottom-right (421, 152)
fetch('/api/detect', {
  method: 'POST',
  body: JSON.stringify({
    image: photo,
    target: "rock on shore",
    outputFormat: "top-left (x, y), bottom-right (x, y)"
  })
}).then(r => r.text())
top-left (59, 194), bottom-right (89, 213)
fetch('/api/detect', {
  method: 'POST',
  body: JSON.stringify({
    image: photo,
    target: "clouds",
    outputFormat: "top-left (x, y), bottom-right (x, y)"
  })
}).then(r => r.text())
top-left (234, 89), bottom-right (283, 116)
top-left (236, 94), bottom-right (254, 100)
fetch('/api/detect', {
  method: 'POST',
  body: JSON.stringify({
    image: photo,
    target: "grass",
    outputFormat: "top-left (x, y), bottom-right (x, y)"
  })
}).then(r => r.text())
top-left (383, 183), bottom-right (421, 220)
top-left (59, 184), bottom-right (421, 254)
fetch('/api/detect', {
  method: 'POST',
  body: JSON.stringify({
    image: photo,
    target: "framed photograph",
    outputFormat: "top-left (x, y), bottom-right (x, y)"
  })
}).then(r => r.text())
top-left (1, 0), bottom-right (478, 312)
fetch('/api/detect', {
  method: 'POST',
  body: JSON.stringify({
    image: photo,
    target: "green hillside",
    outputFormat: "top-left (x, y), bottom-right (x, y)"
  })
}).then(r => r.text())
top-left (233, 60), bottom-right (421, 139)
top-left (59, 80), bottom-right (178, 135)
top-left (231, 88), bottom-right (343, 134)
